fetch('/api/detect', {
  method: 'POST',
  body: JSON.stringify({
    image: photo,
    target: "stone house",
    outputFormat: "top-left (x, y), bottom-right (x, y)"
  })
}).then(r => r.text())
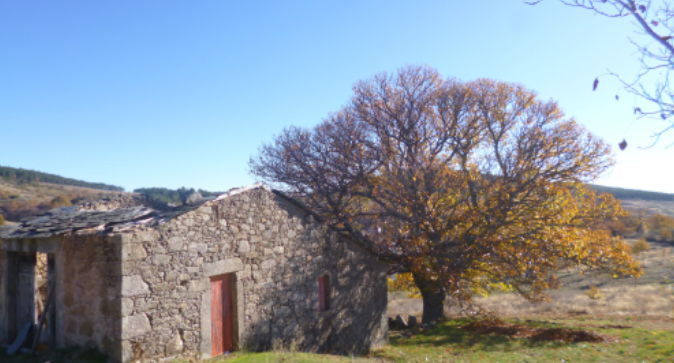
top-left (0, 184), bottom-right (389, 362)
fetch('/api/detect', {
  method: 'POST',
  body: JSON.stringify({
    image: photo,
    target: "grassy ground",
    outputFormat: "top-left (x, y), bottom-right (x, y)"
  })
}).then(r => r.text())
top-left (377, 316), bottom-right (674, 363)
top-left (165, 315), bottom-right (674, 363)
top-left (196, 315), bottom-right (673, 363)
top-left (4, 315), bottom-right (673, 363)
top-left (174, 352), bottom-right (381, 363)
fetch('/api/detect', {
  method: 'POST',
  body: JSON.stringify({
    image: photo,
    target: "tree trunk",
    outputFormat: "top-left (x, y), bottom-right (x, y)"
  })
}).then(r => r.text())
top-left (412, 273), bottom-right (446, 324)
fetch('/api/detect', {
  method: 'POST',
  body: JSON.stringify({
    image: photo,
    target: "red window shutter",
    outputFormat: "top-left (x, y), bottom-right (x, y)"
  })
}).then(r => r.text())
top-left (324, 276), bottom-right (330, 310)
top-left (318, 276), bottom-right (327, 311)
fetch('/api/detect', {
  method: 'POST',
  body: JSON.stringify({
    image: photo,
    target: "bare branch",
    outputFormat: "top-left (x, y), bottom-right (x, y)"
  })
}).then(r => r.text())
top-left (527, 0), bottom-right (674, 145)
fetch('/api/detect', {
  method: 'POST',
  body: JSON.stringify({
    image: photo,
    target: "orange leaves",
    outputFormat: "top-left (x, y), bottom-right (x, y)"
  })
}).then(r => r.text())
top-left (250, 65), bottom-right (636, 311)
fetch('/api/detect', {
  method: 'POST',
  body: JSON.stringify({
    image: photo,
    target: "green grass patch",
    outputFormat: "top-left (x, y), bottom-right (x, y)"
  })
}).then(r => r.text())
top-left (2, 317), bottom-right (671, 363)
top-left (173, 351), bottom-right (376, 363)
top-left (376, 317), bottom-right (674, 362)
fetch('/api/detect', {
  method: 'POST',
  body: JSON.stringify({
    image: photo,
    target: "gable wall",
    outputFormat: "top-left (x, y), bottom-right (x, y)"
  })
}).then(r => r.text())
top-left (115, 188), bottom-right (388, 362)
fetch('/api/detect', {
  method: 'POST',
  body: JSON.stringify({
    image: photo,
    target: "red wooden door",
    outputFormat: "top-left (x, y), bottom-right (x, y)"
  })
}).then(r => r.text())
top-left (210, 274), bottom-right (233, 356)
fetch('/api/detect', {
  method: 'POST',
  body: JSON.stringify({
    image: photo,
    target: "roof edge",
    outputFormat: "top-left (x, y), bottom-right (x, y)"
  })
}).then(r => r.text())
top-left (212, 182), bottom-right (270, 203)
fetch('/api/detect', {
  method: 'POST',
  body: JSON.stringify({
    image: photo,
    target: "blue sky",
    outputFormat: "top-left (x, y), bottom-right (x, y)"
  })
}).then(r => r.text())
top-left (1, 0), bottom-right (672, 193)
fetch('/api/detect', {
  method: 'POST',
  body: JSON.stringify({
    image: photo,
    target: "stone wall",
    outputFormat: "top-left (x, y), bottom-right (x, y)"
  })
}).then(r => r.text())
top-left (55, 234), bottom-right (122, 355)
top-left (115, 187), bottom-right (388, 362)
top-left (0, 248), bottom-right (6, 344)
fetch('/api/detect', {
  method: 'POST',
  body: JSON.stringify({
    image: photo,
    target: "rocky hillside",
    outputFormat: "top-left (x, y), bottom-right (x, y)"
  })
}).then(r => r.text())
top-left (0, 178), bottom-right (127, 222)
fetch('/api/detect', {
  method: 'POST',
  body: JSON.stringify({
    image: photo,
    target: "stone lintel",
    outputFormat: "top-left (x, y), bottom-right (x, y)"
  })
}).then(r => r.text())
top-left (203, 258), bottom-right (243, 277)
top-left (1, 237), bottom-right (62, 253)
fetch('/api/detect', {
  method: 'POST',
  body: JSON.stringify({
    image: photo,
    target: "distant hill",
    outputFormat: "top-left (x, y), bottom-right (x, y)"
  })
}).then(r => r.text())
top-left (0, 165), bottom-right (124, 191)
top-left (2, 162), bottom-right (673, 224)
top-left (588, 184), bottom-right (674, 202)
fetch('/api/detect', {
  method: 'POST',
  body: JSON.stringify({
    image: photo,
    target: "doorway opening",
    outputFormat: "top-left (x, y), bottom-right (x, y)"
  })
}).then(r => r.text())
top-left (6, 252), bottom-right (56, 352)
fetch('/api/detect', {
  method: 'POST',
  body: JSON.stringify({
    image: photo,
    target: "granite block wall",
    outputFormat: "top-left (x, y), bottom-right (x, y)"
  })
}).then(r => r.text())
top-left (115, 188), bottom-right (388, 362)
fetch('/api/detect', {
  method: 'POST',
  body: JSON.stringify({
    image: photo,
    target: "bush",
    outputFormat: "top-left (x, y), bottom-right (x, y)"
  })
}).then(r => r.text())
top-left (0, 214), bottom-right (4, 226)
top-left (632, 238), bottom-right (650, 255)
top-left (632, 238), bottom-right (650, 267)
top-left (50, 195), bottom-right (72, 208)
top-left (646, 213), bottom-right (674, 230)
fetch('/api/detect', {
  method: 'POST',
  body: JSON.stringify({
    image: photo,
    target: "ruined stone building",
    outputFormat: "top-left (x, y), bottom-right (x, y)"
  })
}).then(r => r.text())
top-left (0, 184), bottom-right (389, 362)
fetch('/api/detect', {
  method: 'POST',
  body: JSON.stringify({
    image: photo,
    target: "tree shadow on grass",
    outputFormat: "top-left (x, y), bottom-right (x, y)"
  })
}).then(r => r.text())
top-left (389, 318), bottom-right (583, 353)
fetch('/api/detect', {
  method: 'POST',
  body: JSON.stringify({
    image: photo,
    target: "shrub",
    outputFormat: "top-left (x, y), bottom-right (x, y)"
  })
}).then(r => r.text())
top-left (586, 285), bottom-right (602, 300)
top-left (646, 213), bottom-right (674, 230)
top-left (50, 195), bottom-right (72, 208)
top-left (0, 214), bottom-right (4, 226)
top-left (632, 238), bottom-right (650, 267)
top-left (632, 238), bottom-right (650, 255)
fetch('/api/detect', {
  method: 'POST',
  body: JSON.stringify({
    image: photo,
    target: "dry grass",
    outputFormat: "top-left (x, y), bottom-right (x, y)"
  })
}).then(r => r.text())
top-left (472, 285), bottom-right (673, 317)
top-left (0, 179), bottom-right (122, 202)
top-left (0, 179), bottom-right (126, 221)
top-left (620, 199), bottom-right (674, 218)
top-left (389, 239), bottom-right (674, 321)
top-left (389, 283), bottom-right (674, 320)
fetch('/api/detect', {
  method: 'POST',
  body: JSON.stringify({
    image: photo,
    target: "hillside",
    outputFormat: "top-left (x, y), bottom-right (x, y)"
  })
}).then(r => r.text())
top-left (0, 165), bottom-right (124, 191)
top-left (588, 184), bottom-right (674, 219)
top-left (2, 164), bottom-right (674, 224)
top-left (0, 178), bottom-right (126, 222)
top-left (589, 183), bottom-right (674, 202)
top-left (0, 167), bottom-right (220, 223)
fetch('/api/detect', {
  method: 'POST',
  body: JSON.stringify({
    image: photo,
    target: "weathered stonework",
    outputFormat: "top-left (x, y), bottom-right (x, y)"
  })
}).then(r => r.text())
top-left (0, 185), bottom-right (388, 362)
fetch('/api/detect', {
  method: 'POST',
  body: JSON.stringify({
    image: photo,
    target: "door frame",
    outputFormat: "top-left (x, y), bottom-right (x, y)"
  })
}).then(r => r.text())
top-left (1, 237), bottom-right (62, 347)
top-left (199, 258), bottom-right (243, 359)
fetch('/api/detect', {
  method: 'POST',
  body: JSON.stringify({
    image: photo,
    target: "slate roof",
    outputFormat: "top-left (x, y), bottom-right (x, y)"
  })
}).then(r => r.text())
top-left (0, 183), bottom-right (267, 240)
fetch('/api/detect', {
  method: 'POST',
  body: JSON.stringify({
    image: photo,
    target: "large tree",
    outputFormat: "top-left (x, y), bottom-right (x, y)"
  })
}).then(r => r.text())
top-left (250, 65), bottom-right (641, 323)
top-left (527, 0), bottom-right (674, 146)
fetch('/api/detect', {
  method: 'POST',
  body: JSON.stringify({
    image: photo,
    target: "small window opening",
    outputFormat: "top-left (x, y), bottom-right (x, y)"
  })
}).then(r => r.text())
top-left (318, 275), bottom-right (330, 311)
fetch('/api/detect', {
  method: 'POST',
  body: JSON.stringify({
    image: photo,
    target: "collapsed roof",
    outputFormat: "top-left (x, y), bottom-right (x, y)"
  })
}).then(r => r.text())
top-left (0, 183), bottom-right (267, 240)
